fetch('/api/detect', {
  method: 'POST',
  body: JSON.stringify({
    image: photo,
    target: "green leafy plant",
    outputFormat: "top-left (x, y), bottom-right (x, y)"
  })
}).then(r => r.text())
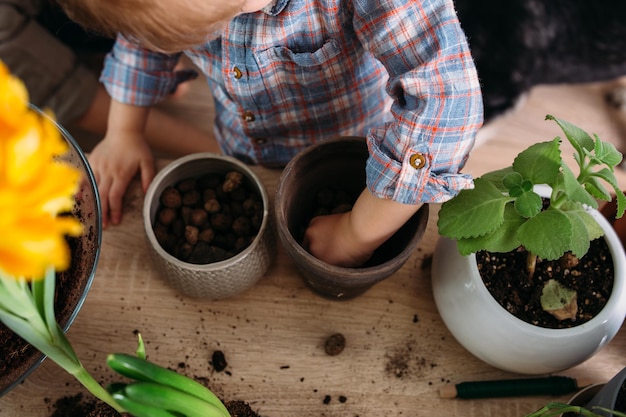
top-left (0, 60), bottom-right (230, 417)
top-left (437, 115), bottom-right (626, 320)
top-left (438, 114), bottom-right (626, 277)
top-left (523, 401), bottom-right (626, 417)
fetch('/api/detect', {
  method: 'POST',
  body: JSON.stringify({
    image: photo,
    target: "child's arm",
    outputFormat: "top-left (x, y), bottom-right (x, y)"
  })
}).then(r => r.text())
top-left (88, 99), bottom-right (154, 228)
top-left (304, 189), bottom-right (422, 267)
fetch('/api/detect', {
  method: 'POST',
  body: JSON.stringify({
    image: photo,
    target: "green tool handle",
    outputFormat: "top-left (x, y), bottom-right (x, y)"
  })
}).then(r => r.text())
top-left (447, 376), bottom-right (580, 399)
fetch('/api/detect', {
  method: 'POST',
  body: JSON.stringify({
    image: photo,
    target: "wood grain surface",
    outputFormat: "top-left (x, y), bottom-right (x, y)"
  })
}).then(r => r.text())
top-left (1, 76), bottom-right (626, 417)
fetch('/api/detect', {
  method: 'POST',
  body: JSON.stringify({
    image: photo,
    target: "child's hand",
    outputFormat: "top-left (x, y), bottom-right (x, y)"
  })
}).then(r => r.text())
top-left (304, 212), bottom-right (374, 267)
top-left (89, 132), bottom-right (155, 227)
top-left (304, 189), bottom-right (423, 267)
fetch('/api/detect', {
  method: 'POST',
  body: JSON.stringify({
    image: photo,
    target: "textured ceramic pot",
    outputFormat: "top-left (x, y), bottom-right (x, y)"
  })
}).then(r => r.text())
top-left (275, 136), bottom-right (429, 300)
top-left (143, 153), bottom-right (275, 300)
top-left (432, 201), bottom-right (626, 374)
top-left (581, 367), bottom-right (626, 416)
top-left (0, 109), bottom-right (101, 396)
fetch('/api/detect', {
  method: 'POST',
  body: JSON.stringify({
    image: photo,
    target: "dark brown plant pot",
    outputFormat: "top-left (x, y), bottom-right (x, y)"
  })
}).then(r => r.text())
top-left (275, 136), bottom-right (429, 300)
top-left (600, 196), bottom-right (626, 250)
top-left (0, 110), bottom-right (101, 396)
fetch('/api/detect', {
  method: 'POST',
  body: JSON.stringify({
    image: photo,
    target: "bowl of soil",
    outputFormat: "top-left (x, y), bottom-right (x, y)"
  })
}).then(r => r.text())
top-left (143, 153), bottom-right (275, 300)
top-left (0, 111), bottom-right (102, 396)
top-left (274, 136), bottom-right (429, 300)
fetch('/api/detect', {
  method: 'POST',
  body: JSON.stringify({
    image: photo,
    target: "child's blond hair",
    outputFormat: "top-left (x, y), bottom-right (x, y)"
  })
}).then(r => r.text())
top-left (57, 0), bottom-right (244, 52)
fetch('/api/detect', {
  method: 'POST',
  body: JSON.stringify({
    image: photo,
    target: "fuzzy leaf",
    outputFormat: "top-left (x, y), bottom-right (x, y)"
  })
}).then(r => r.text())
top-left (561, 210), bottom-right (591, 258)
top-left (455, 204), bottom-right (525, 255)
top-left (437, 177), bottom-right (512, 239)
top-left (546, 114), bottom-right (595, 154)
top-left (512, 138), bottom-right (562, 185)
top-left (514, 190), bottom-right (543, 218)
top-left (503, 172), bottom-right (523, 189)
top-left (517, 210), bottom-right (573, 260)
top-left (585, 175), bottom-right (613, 202)
top-left (594, 135), bottom-right (623, 167)
top-left (591, 167), bottom-right (626, 218)
top-left (540, 279), bottom-right (578, 321)
top-left (481, 167), bottom-right (514, 193)
top-left (560, 164), bottom-right (598, 208)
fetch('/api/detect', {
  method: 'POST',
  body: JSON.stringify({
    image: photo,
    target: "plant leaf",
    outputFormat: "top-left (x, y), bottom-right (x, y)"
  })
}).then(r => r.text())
top-left (502, 172), bottom-right (523, 189)
top-left (455, 204), bottom-right (525, 255)
top-left (437, 178), bottom-right (512, 239)
top-left (545, 114), bottom-right (595, 154)
top-left (540, 279), bottom-right (578, 321)
top-left (481, 167), bottom-right (515, 192)
top-left (561, 210), bottom-right (591, 258)
top-left (514, 190), bottom-right (543, 218)
top-left (512, 138), bottom-right (562, 185)
top-left (590, 167), bottom-right (626, 218)
top-left (518, 210), bottom-right (573, 260)
top-left (560, 164), bottom-right (598, 208)
top-left (594, 134), bottom-right (623, 167)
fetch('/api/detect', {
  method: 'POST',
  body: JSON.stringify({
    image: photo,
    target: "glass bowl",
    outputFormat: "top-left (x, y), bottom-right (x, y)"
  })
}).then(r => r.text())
top-left (0, 107), bottom-right (102, 396)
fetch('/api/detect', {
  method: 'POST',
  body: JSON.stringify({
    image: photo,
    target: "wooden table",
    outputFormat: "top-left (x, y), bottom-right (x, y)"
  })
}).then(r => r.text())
top-left (2, 80), bottom-right (626, 417)
top-left (1, 157), bottom-right (625, 417)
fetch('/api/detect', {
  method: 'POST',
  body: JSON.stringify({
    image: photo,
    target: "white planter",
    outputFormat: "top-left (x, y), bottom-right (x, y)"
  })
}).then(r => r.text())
top-left (432, 205), bottom-right (626, 374)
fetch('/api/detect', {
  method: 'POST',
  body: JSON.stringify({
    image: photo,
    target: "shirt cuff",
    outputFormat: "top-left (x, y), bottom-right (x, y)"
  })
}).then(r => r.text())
top-left (365, 135), bottom-right (474, 205)
top-left (100, 46), bottom-right (197, 106)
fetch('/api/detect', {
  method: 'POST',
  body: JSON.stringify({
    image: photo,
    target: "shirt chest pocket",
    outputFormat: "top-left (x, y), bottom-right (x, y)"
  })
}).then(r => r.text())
top-left (254, 39), bottom-right (345, 100)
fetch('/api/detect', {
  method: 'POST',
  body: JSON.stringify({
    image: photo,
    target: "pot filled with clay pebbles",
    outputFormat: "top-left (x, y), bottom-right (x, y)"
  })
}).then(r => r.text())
top-left (144, 153), bottom-right (275, 300)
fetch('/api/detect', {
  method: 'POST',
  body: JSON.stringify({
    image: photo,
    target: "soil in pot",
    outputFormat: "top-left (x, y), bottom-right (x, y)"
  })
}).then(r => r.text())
top-left (0, 232), bottom-right (94, 394)
top-left (152, 171), bottom-right (264, 264)
top-left (47, 394), bottom-right (262, 417)
top-left (478, 237), bottom-right (613, 329)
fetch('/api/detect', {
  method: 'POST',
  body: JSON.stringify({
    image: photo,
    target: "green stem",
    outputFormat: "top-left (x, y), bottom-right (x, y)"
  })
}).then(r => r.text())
top-left (72, 366), bottom-right (126, 414)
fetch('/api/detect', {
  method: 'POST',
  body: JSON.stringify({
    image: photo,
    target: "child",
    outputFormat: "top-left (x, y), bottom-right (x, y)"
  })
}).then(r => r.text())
top-left (0, 0), bottom-right (217, 169)
top-left (57, 0), bottom-right (484, 267)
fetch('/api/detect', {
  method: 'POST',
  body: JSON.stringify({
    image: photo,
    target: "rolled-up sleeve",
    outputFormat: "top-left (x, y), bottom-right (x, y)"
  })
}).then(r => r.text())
top-left (100, 34), bottom-right (198, 106)
top-left (356, 0), bottom-right (484, 204)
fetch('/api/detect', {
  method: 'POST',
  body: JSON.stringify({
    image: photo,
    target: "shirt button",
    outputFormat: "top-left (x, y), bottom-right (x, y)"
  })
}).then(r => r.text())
top-left (409, 153), bottom-right (426, 169)
top-left (253, 137), bottom-right (267, 145)
top-left (233, 66), bottom-right (243, 79)
top-left (242, 111), bottom-right (255, 122)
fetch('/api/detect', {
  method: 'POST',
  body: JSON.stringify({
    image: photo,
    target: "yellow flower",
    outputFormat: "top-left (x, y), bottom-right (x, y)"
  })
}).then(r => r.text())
top-left (0, 60), bottom-right (83, 279)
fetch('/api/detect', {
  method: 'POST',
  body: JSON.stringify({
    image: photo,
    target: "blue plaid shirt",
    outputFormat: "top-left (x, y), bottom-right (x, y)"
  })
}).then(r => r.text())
top-left (101, 0), bottom-right (483, 204)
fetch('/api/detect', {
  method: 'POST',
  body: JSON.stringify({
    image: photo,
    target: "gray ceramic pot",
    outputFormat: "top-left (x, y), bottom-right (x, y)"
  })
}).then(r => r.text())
top-left (143, 153), bottom-right (275, 300)
top-left (274, 136), bottom-right (429, 300)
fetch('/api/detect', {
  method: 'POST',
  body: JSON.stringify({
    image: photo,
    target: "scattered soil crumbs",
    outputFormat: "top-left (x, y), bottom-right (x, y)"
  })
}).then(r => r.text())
top-left (47, 394), bottom-right (262, 417)
top-left (384, 337), bottom-right (437, 379)
top-left (478, 237), bottom-right (613, 329)
top-left (48, 394), bottom-right (123, 417)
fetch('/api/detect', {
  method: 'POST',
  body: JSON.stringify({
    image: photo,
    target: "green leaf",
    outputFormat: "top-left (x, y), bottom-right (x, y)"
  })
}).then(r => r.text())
top-left (560, 164), bottom-right (598, 208)
top-left (591, 168), bottom-right (626, 218)
top-left (518, 210), bottom-right (573, 260)
top-left (481, 167), bottom-right (515, 192)
top-left (136, 333), bottom-right (147, 360)
top-left (502, 172), bottom-right (523, 189)
top-left (455, 204), bottom-right (525, 255)
top-left (513, 138), bottom-right (562, 185)
top-left (584, 175), bottom-right (613, 202)
top-left (561, 210), bottom-right (591, 258)
top-left (546, 114), bottom-right (595, 154)
top-left (121, 382), bottom-right (229, 417)
top-left (540, 279), bottom-right (577, 321)
top-left (594, 134), bottom-right (623, 167)
top-left (514, 190), bottom-right (543, 218)
top-left (437, 178), bottom-right (512, 239)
